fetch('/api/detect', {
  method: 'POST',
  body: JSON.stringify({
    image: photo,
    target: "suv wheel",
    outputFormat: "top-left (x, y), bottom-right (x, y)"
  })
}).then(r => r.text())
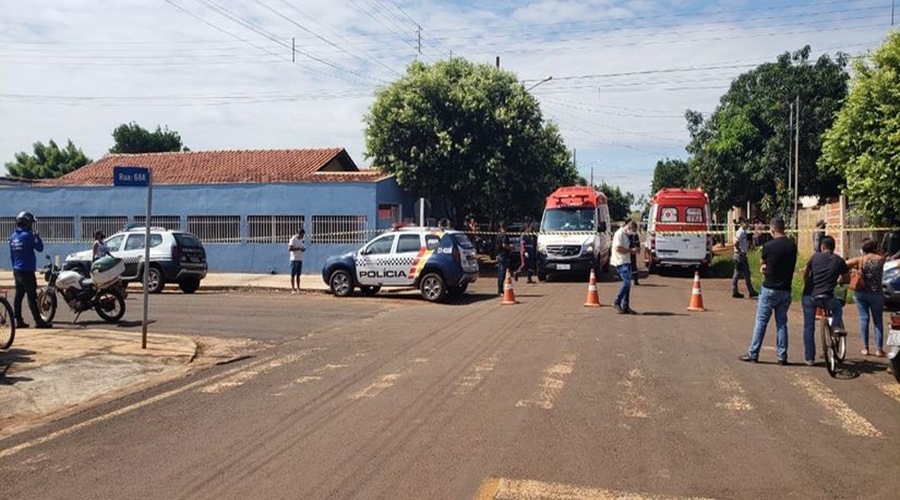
top-left (419, 272), bottom-right (446, 302)
top-left (179, 277), bottom-right (201, 294)
top-left (145, 266), bottom-right (165, 294)
top-left (329, 269), bottom-right (353, 297)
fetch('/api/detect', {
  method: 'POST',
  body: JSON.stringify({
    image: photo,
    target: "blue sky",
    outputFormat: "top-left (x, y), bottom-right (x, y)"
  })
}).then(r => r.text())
top-left (0, 0), bottom-right (889, 199)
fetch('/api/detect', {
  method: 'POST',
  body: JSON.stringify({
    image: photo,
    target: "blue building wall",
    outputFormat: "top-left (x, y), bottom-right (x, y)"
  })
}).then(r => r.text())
top-left (1, 179), bottom-right (417, 275)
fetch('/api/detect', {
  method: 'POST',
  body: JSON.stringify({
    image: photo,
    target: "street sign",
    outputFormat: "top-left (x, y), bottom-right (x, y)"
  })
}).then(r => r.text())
top-left (113, 165), bottom-right (153, 349)
top-left (113, 166), bottom-right (150, 187)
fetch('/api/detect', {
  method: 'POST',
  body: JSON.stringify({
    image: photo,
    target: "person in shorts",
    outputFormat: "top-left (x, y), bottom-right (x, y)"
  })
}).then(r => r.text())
top-left (288, 228), bottom-right (306, 293)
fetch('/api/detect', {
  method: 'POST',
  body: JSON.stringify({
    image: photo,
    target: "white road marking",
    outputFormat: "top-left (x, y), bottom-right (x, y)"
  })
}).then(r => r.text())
top-left (617, 367), bottom-right (651, 418)
top-left (200, 351), bottom-right (312, 394)
top-left (454, 352), bottom-right (500, 396)
top-left (874, 380), bottom-right (900, 405)
top-left (350, 373), bottom-right (403, 400)
top-left (790, 372), bottom-right (882, 438)
top-left (516, 353), bottom-right (576, 410)
top-left (474, 477), bottom-right (716, 500)
top-left (0, 355), bottom-right (275, 459)
top-left (714, 370), bottom-right (753, 411)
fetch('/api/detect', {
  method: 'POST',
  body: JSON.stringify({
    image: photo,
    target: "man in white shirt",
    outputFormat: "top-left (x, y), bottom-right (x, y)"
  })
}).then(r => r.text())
top-left (612, 219), bottom-right (638, 314)
top-left (732, 219), bottom-right (758, 298)
top-left (288, 228), bottom-right (306, 293)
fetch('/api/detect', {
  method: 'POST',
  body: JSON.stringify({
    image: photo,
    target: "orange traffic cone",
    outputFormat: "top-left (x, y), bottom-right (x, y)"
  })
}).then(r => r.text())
top-left (584, 268), bottom-right (601, 307)
top-left (686, 270), bottom-right (706, 312)
top-left (501, 270), bottom-right (518, 305)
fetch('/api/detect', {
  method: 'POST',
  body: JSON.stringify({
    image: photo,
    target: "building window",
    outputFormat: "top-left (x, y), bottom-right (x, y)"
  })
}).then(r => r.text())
top-left (80, 216), bottom-right (128, 242)
top-left (0, 217), bottom-right (15, 239)
top-left (187, 216), bottom-right (241, 243)
top-left (34, 216), bottom-right (76, 243)
top-left (311, 215), bottom-right (367, 244)
top-left (247, 215), bottom-right (304, 244)
top-left (378, 204), bottom-right (400, 224)
top-left (133, 215), bottom-right (182, 231)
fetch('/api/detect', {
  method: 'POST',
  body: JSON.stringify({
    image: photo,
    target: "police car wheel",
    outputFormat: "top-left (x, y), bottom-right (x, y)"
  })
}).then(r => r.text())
top-left (329, 270), bottom-right (354, 297)
top-left (420, 273), bottom-right (446, 302)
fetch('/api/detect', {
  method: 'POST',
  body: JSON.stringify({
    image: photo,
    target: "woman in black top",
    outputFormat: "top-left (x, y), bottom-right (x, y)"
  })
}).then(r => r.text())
top-left (847, 238), bottom-right (886, 357)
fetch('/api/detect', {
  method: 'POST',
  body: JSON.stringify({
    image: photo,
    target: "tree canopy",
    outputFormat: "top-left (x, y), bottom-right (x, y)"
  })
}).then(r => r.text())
top-left (685, 46), bottom-right (849, 217)
top-left (110, 122), bottom-right (187, 154)
top-left (364, 58), bottom-right (578, 224)
top-left (596, 182), bottom-right (635, 221)
top-left (820, 33), bottom-right (900, 225)
top-left (650, 158), bottom-right (689, 194)
top-left (5, 139), bottom-right (91, 179)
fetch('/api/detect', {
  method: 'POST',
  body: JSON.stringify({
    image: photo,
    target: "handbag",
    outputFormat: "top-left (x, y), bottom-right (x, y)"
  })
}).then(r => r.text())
top-left (849, 268), bottom-right (866, 291)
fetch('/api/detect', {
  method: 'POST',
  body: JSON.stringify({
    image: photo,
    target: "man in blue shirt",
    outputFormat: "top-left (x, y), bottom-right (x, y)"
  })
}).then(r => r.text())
top-left (8, 211), bottom-right (51, 328)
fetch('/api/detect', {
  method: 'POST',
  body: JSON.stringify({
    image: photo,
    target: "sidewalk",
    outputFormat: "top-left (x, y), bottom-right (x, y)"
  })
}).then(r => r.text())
top-left (1, 328), bottom-right (197, 438)
top-left (0, 270), bottom-right (328, 293)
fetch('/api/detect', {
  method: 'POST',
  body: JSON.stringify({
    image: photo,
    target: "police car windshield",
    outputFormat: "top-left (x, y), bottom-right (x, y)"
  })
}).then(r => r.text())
top-left (542, 208), bottom-right (596, 231)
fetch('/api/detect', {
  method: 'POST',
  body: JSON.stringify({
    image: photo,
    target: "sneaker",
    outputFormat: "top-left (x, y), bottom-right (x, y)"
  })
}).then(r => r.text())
top-left (749, 292), bottom-right (759, 298)
top-left (612, 302), bottom-right (623, 313)
top-left (805, 360), bottom-right (815, 366)
top-left (777, 358), bottom-right (789, 366)
top-left (739, 354), bottom-right (758, 363)
top-left (732, 291), bottom-right (744, 299)
top-left (513, 271), bottom-right (519, 282)
top-left (624, 308), bottom-right (639, 315)
top-left (15, 321), bottom-right (29, 329)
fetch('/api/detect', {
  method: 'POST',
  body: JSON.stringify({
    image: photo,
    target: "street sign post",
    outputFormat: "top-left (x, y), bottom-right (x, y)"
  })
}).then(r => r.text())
top-left (113, 166), bottom-right (152, 349)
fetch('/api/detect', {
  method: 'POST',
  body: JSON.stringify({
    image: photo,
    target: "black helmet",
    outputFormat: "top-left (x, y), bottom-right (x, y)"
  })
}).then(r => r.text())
top-left (15, 211), bottom-right (35, 228)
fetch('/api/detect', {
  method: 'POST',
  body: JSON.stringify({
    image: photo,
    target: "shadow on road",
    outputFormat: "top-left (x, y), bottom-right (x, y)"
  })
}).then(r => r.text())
top-left (0, 348), bottom-right (36, 383)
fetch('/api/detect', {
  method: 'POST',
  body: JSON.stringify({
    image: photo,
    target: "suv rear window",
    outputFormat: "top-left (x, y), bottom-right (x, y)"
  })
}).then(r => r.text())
top-left (449, 233), bottom-right (474, 249)
top-left (174, 233), bottom-right (203, 247)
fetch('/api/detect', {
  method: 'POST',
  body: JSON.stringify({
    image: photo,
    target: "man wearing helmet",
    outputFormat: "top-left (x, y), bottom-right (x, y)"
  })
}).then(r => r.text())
top-left (8, 211), bottom-right (52, 328)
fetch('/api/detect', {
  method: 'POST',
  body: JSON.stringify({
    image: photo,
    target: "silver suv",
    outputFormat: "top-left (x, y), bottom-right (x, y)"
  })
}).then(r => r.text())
top-left (66, 227), bottom-right (208, 294)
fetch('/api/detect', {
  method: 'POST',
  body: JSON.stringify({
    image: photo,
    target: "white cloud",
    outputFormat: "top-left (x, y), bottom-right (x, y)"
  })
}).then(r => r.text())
top-left (0, 0), bottom-right (886, 200)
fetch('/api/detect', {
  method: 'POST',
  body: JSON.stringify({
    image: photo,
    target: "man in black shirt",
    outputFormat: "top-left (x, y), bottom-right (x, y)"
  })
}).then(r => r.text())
top-left (741, 217), bottom-right (798, 365)
top-left (800, 235), bottom-right (849, 366)
top-left (495, 221), bottom-right (511, 295)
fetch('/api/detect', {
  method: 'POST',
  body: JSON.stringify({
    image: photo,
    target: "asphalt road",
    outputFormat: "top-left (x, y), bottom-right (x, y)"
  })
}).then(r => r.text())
top-left (1, 274), bottom-right (898, 499)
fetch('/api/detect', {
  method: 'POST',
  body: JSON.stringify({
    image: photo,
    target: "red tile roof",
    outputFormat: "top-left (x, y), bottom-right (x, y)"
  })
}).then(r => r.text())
top-left (42, 148), bottom-right (388, 186)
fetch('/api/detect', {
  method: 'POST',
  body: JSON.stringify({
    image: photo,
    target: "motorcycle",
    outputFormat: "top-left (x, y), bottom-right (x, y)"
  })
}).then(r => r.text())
top-left (37, 255), bottom-right (127, 324)
top-left (888, 313), bottom-right (900, 384)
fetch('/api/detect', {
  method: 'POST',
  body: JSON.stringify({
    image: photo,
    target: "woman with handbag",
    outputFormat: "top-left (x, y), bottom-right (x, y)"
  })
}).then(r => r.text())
top-left (846, 238), bottom-right (886, 357)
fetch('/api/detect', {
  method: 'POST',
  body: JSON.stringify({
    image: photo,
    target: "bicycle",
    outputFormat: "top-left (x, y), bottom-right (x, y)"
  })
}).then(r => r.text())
top-left (816, 286), bottom-right (848, 378)
top-left (1, 288), bottom-right (15, 350)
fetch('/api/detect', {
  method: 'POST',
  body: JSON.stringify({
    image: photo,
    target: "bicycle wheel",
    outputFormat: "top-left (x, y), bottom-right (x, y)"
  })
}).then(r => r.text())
top-left (821, 319), bottom-right (838, 378)
top-left (834, 331), bottom-right (847, 363)
top-left (0, 297), bottom-right (14, 350)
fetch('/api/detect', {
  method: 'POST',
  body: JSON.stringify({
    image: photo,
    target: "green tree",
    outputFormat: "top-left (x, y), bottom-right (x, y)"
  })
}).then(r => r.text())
top-left (596, 182), bottom-right (635, 221)
top-left (364, 58), bottom-right (578, 224)
top-left (650, 158), bottom-right (689, 194)
top-left (820, 33), bottom-right (900, 225)
top-left (109, 122), bottom-right (187, 154)
top-left (5, 139), bottom-right (91, 179)
top-left (685, 46), bottom-right (849, 218)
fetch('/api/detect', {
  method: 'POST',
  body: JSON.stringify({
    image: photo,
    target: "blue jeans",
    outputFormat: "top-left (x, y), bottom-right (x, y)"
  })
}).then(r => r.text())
top-left (748, 286), bottom-right (792, 360)
top-left (854, 290), bottom-right (884, 350)
top-left (614, 264), bottom-right (632, 310)
top-left (800, 294), bottom-right (844, 363)
top-left (497, 257), bottom-right (508, 294)
top-left (800, 295), bottom-right (844, 361)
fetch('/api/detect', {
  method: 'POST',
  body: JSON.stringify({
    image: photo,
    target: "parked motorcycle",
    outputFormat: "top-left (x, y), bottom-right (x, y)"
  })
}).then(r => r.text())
top-left (38, 255), bottom-right (127, 324)
top-left (888, 313), bottom-right (900, 384)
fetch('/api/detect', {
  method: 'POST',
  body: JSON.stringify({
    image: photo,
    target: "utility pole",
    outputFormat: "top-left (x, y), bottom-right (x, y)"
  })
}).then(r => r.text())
top-left (893, 0), bottom-right (895, 26)
top-left (292, 37), bottom-right (295, 63)
top-left (417, 25), bottom-right (422, 56)
top-left (496, 56), bottom-right (500, 69)
top-left (794, 95), bottom-right (800, 229)
top-left (788, 102), bottom-right (794, 200)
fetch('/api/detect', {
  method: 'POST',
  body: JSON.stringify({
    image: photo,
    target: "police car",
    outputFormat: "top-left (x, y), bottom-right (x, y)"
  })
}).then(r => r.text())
top-left (321, 227), bottom-right (479, 302)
